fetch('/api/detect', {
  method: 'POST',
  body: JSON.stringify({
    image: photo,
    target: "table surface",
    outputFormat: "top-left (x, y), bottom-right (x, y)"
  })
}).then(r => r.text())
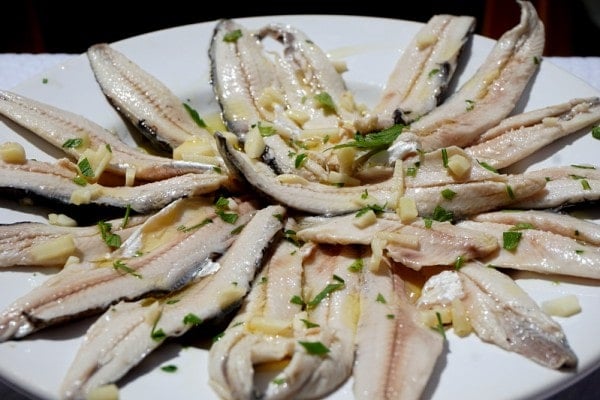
top-left (0, 54), bottom-right (599, 400)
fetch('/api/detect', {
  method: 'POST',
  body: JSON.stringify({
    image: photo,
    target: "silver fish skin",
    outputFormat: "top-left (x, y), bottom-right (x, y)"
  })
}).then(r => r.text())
top-left (367, 14), bottom-right (475, 128)
top-left (258, 23), bottom-right (362, 126)
top-left (0, 158), bottom-right (226, 214)
top-left (216, 132), bottom-right (397, 215)
top-left (472, 209), bottom-right (600, 245)
top-left (60, 204), bottom-right (284, 400)
top-left (87, 43), bottom-right (214, 153)
top-left (458, 220), bottom-right (600, 279)
top-left (208, 238), bottom-right (307, 400)
top-left (353, 264), bottom-right (443, 400)
top-left (0, 215), bottom-right (146, 268)
top-left (405, 173), bottom-right (547, 219)
top-left (514, 165), bottom-right (600, 209)
top-left (395, 0), bottom-right (545, 151)
top-left (296, 213), bottom-right (497, 269)
top-left (0, 90), bottom-right (216, 182)
top-left (0, 197), bottom-right (256, 342)
top-left (209, 19), bottom-right (282, 136)
top-left (465, 97), bottom-right (600, 169)
top-left (458, 262), bottom-right (578, 369)
top-left (210, 244), bottom-right (361, 400)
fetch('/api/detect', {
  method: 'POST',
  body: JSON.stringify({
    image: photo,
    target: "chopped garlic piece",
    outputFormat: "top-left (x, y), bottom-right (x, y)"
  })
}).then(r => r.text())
top-left (420, 307), bottom-right (452, 327)
top-left (397, 196), bottom-right (418, 223)
top-left (286, 109), bottom-right (310, 126)
top-left (383, 231), bottom-right (419, 249)
top-left (30, 234), bottom-right (76, 264)
top-left (447, 154), bottom-right (471, 178)
top-left (125, 167), bottom-right (136, 187)
top-left (0, 142), bottom-right (26, 164)
top-left (173, 138), bottom-right (216, 161)
top-left (247, 316), bottom-right (292, 336)
top-left (541, 295), bottom-right (581, 317)
top-left (277, 174), bottom-right (309, 185)
top-left (353, 209), bottom-right (377, 228)
top-left (86, 384), bottom-right (119, 400)
top-left (451, 298), bottom-right (472, 337)
top-left (258, 87), bottom-right (285, 111)
top-left (244, 126), bottom-right (266, 159)
top-left (331, 59), bottom-right (348, 74)
top-left (369, 234), bottom-right (388, 272)
top-left (48, 213), bottom-right (77, 227)
top-left (416, 31), bottom-right (436, 49)
top-left (336, 147), bottom-right (356, 175)
top-left (328, 171), bottom-right (360, 187)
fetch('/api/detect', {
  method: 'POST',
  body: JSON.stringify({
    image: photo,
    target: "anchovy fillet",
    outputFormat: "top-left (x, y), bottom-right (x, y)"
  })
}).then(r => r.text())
top-left (0, 197), bottom-right (256, 341)
top-left (466, 97), bottom-right (600, 169)
top-left (472, 209), bottom-right (600, 245)
top-left (400, 0), bottom-right (545, 151)
top-left (0, 215), bottom-right (146, 268)
top-left (459, 262), bottom-right (578, 369)
top-left (60, 204), bottom-right (284, 400)
top-left (216, 132), bottom-right (396, 215)
top-left (0, 158), bottom-right (225, 216)
top-left (458, 220), bottom-right (600, 279)
top-left (87, 43), bottom-right (214, 152)
top-left (353, 264), bottom-right (443, 400)
top-left (0, 90), bottom-right (215, 182)
top-left (515, 166), bottom-right (600, 209)
top-left (368, 14), bottom-right (475, 128)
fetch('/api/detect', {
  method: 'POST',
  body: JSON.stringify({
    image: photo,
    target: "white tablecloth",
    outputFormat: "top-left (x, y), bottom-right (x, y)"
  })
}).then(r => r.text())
top-left (0, 54), bottom-right (599, 400)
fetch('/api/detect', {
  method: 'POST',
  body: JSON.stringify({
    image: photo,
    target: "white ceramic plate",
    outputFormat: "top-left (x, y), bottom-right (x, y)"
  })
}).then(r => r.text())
top-left (1, 14), bottom-right (600, 400)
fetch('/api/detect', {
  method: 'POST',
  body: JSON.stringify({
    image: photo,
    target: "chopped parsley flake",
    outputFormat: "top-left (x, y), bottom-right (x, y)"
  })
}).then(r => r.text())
top-left (72, 176), bottom-right (87, 186)
top-left (183, 313), bottom-right (203, 326)
top-left (42, 78), bottom-right (48, 84)
top-left (314, 92), bottom-right (336, 113)
top-left (406, 166), bottom-right (418, 177)
top-left (121, 204), bottom-right (131, 229)
top-left (575, 249), bottom-right (584, 255)
top-left (161, 365), bottom-right (178, 373)
top-left (424, 218), bottom-right (433, 228)
top-left (376, 293), bottom-right (387, 304)
top-left (298, 340), bottom-right (330, 355)
top-left (306, 275), bottom-right (345, 309)
top-left (593, 126), bottom-right (600, 140)
top-left (386, 314), bottom-right (395, 319)
top-left (330, 124), bottom-right (404, 150)
top-left (506, 184), bottom-right (515, 199)
top-left (77, 157), bottom-right (94, 177)
top-left (272, 377), bottom-right (286, 385)
top-left (348, 258), bottom-right (364, 273)
top-left (284, 229), bottom-right (303, 247)
top-left (502, 231), bottom-right (522, 251)
top-left (361, 189), bottom-right (369, 199)
top-left (581, 179), bottom-right (591, 190)
top-left (465, 99), bottom-right (475, 111)
top-left (183, 103), bottom-right (207, 128)
top-left (62, 138), bottom-right (83, 148)
top-left (434, 312), bottom-right (446, 339)
top-left (441, 188), bottom-right (456, 200)
top-left (454, 255), bottom-right (464, 270)
top-left (533, 56), bottom-right (541, 65)
top-left (290, 295), bottom-right (305, 307)
top-left (431, 206), bottom-right (454, 223)
top-left (230, 224), bottom-right (245, 235)
top-left (477, 160), bottom-right (498, 173)
top-left (177, 218), bottom-right (213, 232)
top-left (441, 148), bottom-right (449, 168)
top-left (113, 259), bottom-right (142, 278)
top-left (428, 68), bottom-right (440, 78)
top-left (98, 221), bottom-right (122, 248)
top-left (258, 121), bottom-right (276, 137)
top-left (223, 29), bottom-right (242, 42)
top-left (355, 203), bottom-right (385, 218)
top-left (295, 153), bottom-right (308, 168)
top-left (300, 319), bottom-right (320, 328)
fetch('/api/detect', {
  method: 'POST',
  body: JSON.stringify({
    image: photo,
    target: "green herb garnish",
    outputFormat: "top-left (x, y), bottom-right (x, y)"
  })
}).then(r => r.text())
top-left (376, 293), bottom-right (387, 304)
top-left (72, 176), bottom-right (87, 186)
top-left (98, 221), bottom-right (121, 248)
top-left (298, 340), bottom-right (330, 355)
top-left (257, 121), bottom-right (276, 137)
top-left (441, 148), bottom-right (448, 168)
top-left (62, 138), bottom-right (83, 149)
top-left (223, 29), bottom-right (242, 42)
top-left (113, 259), bottom-right (142, 278)
top-left (295, 153), bottom-right (308, 168)
top-left (434, 312), bottom-right (446, 339)
top-left (121, 204), bottom-right (131, 229)
top-left (330, 124), bottom-right (404, 150)
top-left (348, 258), bottom-right (364, 273)
top-left (314, 92), bottom-right (336, 113)
top-left (465, 99), bottom-right (475, 111)
top-left (593, 126), bottom-right (600, 140)
top-left (183, 103), bottom-right (207, 128)
top-left (477, 160), bottom-right (498, 173)
top-left (454, 255), bottom-right (464, 270)
top-left (300, 319), bottom-right (320, 328)
top-left (183, 313), bottom-right (203, 326)
top-left (428, 68), bottom-right (440, 78)
top-left (306, 275), bottom-right (345, 309)
top-left (441, 188), bottom-right (456, 200)
top-left (161, 365), bottom-right (178, 373)
top-left (177, 218), bottom-right (213, 232)
top-left (502, 231), bottom-right (522, 251)
top-left (77, 157), bottom-right (94, 177)
top-left (431, 206), bottom-right (454, 222)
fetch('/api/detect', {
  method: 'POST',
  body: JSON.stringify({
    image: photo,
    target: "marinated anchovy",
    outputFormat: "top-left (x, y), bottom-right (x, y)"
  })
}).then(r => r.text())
top-left (458, 220), bottom-right (600, 279)
top-left (209, 19), bottom-right (283, 136)
top-left (210, 244), bottom-right (361, 399)
top-left (366, 14), bottom-right (475, 128)
top-left (466, 97), bottom-right (600, 169)
top-left (472, 209), bottom-right (600, 245)
top-left (514, 165), bottom-right (600, 209)
top-left (394, 0), bottom-right (545, 151)
top-left (0, 197), bottom-right (256, 341)
top-left (88, 43), bottom-right (215, 153)
top-left (405, 173), bottom-right (546, 219)
top-left (353, 264), bottom-right (443, 400)
top-left (216, 132), bottom-right (397, 215)
top-left (0, 90), bottom-right (216, 182)
top-left (458, 262), bottom-right (578, 369)
top-left (60, 205), bottom-right (284, 400)
top-left (0, 158), bottom-right (226, 217)
top-left (0, 215), bottom-right (146, 268)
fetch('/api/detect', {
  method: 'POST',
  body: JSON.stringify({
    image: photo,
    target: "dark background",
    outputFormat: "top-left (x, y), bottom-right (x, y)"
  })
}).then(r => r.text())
top-left (2, 0), bottom-right (600, 56)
